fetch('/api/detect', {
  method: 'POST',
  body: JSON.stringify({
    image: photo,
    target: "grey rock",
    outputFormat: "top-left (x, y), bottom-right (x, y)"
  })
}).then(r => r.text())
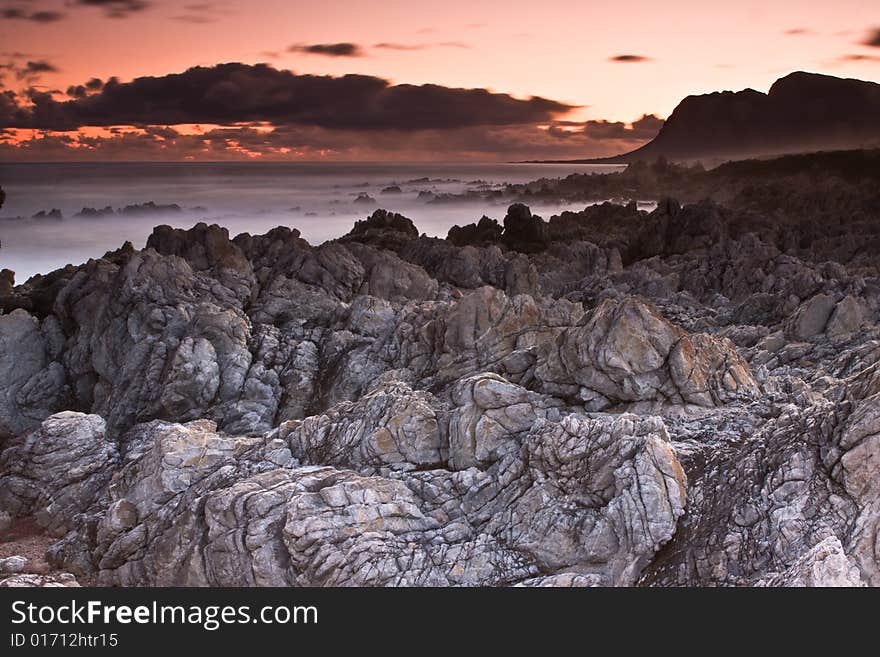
top-left (2, 198), bottom-right (879, 587)
top-left (515, 573), bottom-right (604, 587)
top-left (0, 412), bottom-right (118, 536)
top-left (35, 374), bottom-right (687, 587)
top-left (757, 537), bottom-right (864, 587)
top-left (826, 295), bottom-right (866, 340)
top-left (0, 310), bottom-right (68, 441)
top-left (786, 293), bottom-right (837, 339)
top-left (0, 573), bottom-right (80, 587)
top-left (535, 296), bottom-right (759, 408)
top-left (0, 556), bottom-right (28, 574)
top-left (642, 363), bottom-right (880, 587)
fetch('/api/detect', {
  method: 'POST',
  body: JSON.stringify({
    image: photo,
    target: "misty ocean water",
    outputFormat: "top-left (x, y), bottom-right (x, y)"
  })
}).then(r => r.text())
top-left (0, 162), bottom-right (622, 281)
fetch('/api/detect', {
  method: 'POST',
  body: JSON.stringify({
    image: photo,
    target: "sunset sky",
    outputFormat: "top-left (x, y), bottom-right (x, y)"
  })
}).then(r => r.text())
top-left (0, 0), bottom-right (878, 160)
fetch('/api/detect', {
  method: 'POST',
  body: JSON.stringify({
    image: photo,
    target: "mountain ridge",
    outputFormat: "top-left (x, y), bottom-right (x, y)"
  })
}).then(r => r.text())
top-left (532, 71), bottom-right (880, 165)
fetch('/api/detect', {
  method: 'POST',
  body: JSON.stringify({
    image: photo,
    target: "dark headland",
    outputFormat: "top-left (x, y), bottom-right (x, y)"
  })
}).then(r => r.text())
top-left (526, 71), bottom-right (880, 165)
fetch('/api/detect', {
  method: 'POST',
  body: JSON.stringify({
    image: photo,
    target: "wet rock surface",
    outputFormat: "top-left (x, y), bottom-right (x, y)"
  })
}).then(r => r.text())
top-left (1, 196), bottom-right (878, 587)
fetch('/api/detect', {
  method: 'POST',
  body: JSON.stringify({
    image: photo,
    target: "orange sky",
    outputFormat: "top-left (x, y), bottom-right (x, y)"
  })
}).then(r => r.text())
top-left (1, 0), bottom-right (878, 160)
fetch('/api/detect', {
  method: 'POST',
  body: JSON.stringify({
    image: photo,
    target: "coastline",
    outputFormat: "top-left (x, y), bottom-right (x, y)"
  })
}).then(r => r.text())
top-left (2, 148), bottom-right (880, 586)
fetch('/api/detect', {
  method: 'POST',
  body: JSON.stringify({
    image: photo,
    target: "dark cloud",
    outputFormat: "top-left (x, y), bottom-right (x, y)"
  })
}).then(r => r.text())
top-left (863, 27), bottom-right (880, 47)
top-left (0, 62), bottom-right (574, 131)
top-left (288, 43), bottom-right (363, 57)
top-left (2, 0), bottom-right (151, 22)
top-left (171, 1), bottom-right (223, 23)
top-left (23, 87), bottom-right (55, 103)
top-left (783, 28), bottom-right (813, 36)
top-left (171, 14), bottom-right (214, 23)
top-left (374, 43), bottom-right (427, 51)
top-left (609, 54), bottom-right (651, 63)
top-left (30, 10), bottom-right (64, 22)
top-left (1, 7), bottom-right (65, 22)
top-left (15, 59), bottom-right (58, 80)
top-left (0, 116), bottom-right (663, 162)
top-left (66, 85), bottom-right (87, 98)
top-left (373, 42), bottom-right (470, 51)
top-left (631, 114), bottom-right (664, 134)
top-left (838, 53), bottom-right (880, 62)
top-left (0, 90), bottom-right (20, 117)
top-left (578, 114), bottom-right (664, 141)
top-left (66, 78), bottom-right (103, 98)
top-left (75, 0), bottom-right (151, 19)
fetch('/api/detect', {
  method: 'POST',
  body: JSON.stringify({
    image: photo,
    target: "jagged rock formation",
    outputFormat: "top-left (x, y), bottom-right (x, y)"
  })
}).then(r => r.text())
top-left (12, 378), bottom-right (685, 586)
top-left (1, 198), bottom-right (879, 587)
top-left (533, 296), bottom-right (757, 409)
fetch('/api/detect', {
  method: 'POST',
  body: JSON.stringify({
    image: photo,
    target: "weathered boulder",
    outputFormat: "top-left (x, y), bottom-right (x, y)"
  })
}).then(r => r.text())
top-left (0, 269), bottom-right (13, 297)
top-left (0, 556), bottom-right (28, 574)
top-left (503, 203), bottom-right (550, 252)
top-left (757, 537), bottom-right (864, 587)
top-left (274, 379), bottom-right (444, 471)
top-left (535, 297), bottom-right (759, 409)
top-left (0, 310), bottom-right (68, 441)
top-left (448, 373), bottom-right (558, 470)
top-left (507, 413), bottom-right (687, 584)
top-left (785, 293), bottom-right (837, 339)
top-left (344, 209), bottom-right (420, 248)
top-left (826, 295), bottom-right (866, 340)
top-left (0, 412), bottom-right (118, 536)
top-left (642, 364), bottom-right (880, 587)
top-left (447, 216), bottom-right (504, 246)
top-left (146, 222), bottom-right (255, 302)
top-left (0, 573), bottom-right (80, 587)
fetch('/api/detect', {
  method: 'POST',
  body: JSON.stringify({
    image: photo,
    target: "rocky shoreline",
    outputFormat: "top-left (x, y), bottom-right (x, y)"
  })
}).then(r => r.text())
top-left (1, 187), bottom-right (878, 586)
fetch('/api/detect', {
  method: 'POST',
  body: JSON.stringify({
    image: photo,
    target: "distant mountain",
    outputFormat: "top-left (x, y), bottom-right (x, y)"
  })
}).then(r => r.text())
top-left (585, 72), bottom-right (880, 164)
